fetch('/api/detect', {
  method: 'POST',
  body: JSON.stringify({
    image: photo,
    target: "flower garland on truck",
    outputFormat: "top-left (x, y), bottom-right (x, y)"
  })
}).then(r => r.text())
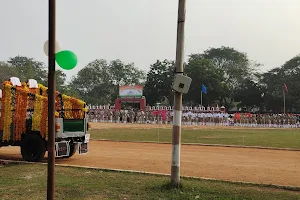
top-left (14, 85), bottom-right (28, 141)
top-left (0, 81), bottom-right (13, 141)
top-left (0, 81), bottom-right (87, 143)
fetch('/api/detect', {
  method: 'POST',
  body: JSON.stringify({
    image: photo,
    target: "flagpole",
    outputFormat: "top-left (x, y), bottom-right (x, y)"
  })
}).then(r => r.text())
top-left (200, 91), bottom-right (203, 106)
top-left (283, 88), bottom-right (286, 114)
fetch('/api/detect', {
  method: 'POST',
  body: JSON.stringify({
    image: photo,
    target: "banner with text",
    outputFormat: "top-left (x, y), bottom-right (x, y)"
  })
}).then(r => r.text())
top-left (119, 85), bottom-right (143, 97)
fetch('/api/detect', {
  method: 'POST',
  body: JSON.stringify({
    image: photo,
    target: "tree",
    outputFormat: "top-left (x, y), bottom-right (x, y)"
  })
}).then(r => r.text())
top-left (0, 62), bottom-right (19, 83)
top-left (109, 59), bottom-right (145, 86)
top-left (71, 59), bottom-right (113, 104)
top-left (71, 59), bottom-right (145, 105)
top-left (184, 55), bottom-right (228, 106)
top-left (200, 46), bottom-right (259, 108)
top-left (202, 46), bottom-right (256, 86)
top-left (280, 55), bottom-right (300, 112)
top-left (55, 70), bottom-right (67, 93)
top-left (261, 55), bottom-right (300, 112)
top-left (7, 56), bottom-right (47, 84)
top-left (234, 78), bottom-right (263, 111)
top-left (6, 56), bottom-right (68, 93)
top-left (143, 60), bottom-right (175, 106)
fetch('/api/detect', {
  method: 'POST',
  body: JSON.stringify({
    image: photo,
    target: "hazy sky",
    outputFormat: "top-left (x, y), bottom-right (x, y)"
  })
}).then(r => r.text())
top-left (1, 0), bottom-right (300, 81)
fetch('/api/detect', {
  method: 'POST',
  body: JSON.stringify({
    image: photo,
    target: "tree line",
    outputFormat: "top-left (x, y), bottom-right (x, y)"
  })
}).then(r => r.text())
top-left (1, 46), bottom-right (299, 112)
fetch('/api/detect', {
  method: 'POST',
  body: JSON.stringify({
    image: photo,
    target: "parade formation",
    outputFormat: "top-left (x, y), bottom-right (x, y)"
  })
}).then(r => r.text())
top-left (87, 106), bottom-right (300, 128)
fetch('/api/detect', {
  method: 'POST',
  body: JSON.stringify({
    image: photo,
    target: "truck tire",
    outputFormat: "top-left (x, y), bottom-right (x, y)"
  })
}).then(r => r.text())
top-left (63, 143), bottom-right (76, 158)
top-left (21, 134), bottom-right (46, 162)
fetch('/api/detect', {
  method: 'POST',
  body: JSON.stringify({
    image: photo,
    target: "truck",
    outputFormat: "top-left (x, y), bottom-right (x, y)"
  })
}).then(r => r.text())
top-left (0, 77), bottom-right (90, 162)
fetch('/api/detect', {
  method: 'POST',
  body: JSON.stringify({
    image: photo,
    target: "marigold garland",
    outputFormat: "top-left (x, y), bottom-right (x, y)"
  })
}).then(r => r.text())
top-left (37, 84), bottom-right (87, 118)
top-left (55, 92), bottom-right (62, 114)
top-left (32, 95), bottom-right (45, 132)
top-left (20, 83), bottom-right (30, 139)
top-left (71, 97), bottom-right (86, 119)
top-left (19, 94), bottom-right (28, 137)
top-left (2, 82), bottom-right (13, 142)
top-left (38, 84), bottom-right (67, 117)
top-left (29, 88), bottom-right (37, 94)
top-left (1, 82), bottom-right (86, 143)
top-left (0, 82), bottom-right (8, 131)
top-left (62, 94), bottom-right (73, 119)
top-left (13, 86), bottom-right (28, 141)
top-left (40, 98), bottom-right (48, 138)
top-left (0, 82), bottom-right (8, 142)
top-left (38, 84), bottom-right (48, 96)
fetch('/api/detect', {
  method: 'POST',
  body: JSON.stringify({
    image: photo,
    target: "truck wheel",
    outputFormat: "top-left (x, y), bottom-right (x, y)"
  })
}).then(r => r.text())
top-left (63, 143), bottom-right (76, 158)
top-left (21, 134), bottom-right (46, 162)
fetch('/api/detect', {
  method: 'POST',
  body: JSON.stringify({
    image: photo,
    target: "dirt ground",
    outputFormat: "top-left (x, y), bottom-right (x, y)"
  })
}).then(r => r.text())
top-left (1, 140), bottom-right (300, 187)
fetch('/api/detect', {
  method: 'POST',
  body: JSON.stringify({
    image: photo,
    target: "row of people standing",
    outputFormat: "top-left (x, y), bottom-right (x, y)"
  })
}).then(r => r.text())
top-left (87, 109), bottom-right (300, 128)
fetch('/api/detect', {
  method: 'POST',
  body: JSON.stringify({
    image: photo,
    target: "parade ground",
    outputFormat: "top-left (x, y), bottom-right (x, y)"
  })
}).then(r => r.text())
top-left (90, 122), bottom-right (300, 149)
top-left (1, 123), bottom-right (300, 188)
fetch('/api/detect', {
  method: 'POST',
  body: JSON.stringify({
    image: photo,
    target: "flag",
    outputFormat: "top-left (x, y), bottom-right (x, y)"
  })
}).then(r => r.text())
top-left (283, 83), bottom-right (288, 94)
top-left (201, 84), bottom-right (207, 94)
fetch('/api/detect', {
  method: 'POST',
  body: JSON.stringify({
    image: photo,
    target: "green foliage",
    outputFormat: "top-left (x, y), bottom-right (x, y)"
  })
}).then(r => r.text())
top-left (7, 55), bottom-right (48, 85)
top-left (261, 55), bottom-right (300, 112)
top-left (62, 82), bottom-right (82, 99)
top-left (109, 59), bottom-right (146, 86)
top-left (54, 70), bottom-right (67, 93)
top-left (0, 56), bottom-right (68, 96)
top-left (234, 78), bottom-right (263, 110)
top-left (0, 61), bottom-right (19, 83)
top-left (202, 46), bottom-right (256, 87)
top-left (71, 59), bottom-right (145, 105)
top-left (184, 55), bottom-right (227, 106)
top-left (201, 47), bottom-right (260, 109)
top-left (143, 47), bottom-right (258, 108)
top-left (143, 60), bottom-right (175, 105)
top-left (2, 49), bottom-right (300, 112)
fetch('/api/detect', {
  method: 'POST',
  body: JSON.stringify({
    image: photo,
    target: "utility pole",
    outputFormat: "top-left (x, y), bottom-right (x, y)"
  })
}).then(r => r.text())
top-left (47, 0), bottom-right (56, 199)
top-left (171, 0), bottom-right (186, 187)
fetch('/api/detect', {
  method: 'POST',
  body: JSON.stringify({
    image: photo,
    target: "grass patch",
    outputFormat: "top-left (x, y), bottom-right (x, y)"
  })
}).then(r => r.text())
top-left (0, 163), bottom-right (300, 200)
top-left (90, 127), bottom-right (300, 149)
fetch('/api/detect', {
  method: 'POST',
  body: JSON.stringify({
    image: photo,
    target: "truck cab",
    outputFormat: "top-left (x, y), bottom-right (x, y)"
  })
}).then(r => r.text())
top-left (0, 77), bottom-right (90, 161)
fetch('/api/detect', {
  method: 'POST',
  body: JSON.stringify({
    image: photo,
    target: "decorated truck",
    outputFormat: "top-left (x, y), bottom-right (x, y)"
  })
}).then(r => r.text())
top-left (0, 77), bottom-right (90, 162)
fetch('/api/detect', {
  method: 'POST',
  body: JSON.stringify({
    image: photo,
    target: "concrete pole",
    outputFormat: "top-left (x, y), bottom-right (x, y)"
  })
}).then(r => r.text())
top-left (171, 0), bottom-right (186, 187)
top-left (47, 0), bottom-right (56, 199)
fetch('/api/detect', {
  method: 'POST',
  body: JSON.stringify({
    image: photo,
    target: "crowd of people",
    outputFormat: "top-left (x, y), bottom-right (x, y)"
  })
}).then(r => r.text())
top-left (87, 108), bottom-right (300, 128)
